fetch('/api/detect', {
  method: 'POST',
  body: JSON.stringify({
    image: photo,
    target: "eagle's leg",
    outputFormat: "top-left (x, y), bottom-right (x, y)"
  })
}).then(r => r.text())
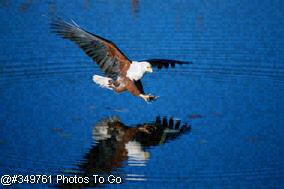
top-left (108, 81), bottom-right (127, 93)
top-left (108, 80), bottom-right (119, 87)
top-left (139, 94), bottom-right (150, 101)
top-left (138, 125), bottom-right (156, 134)
top-left (139, 94), bottom-right (159, 102)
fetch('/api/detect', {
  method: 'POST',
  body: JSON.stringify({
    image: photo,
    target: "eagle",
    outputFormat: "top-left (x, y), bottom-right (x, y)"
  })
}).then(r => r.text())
top-left (50, 18), bottom-right (190, 102)
top-left (56, 116), bottom-right (190, 188)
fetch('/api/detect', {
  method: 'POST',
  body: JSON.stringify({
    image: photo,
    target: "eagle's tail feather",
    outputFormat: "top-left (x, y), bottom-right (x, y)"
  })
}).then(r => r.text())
top-left (92, 75), bottom-right (113, 90)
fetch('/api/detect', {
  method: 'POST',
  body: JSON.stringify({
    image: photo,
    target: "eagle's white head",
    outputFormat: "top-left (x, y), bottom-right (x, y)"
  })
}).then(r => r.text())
top-left (127, 61), bottom-right (153, 81)
top-left (140, 61), bottom-right (153, 73)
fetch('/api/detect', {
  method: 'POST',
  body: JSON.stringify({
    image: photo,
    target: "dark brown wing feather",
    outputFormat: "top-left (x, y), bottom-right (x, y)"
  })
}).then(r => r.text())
top-left (134, 80), bottom-right (144, 94)
top-left (145, 59), bottom-right (192, 70)
top-left (133, 116), bottom-right (191, 146)
top-left (50, 18), bottom-right (131, 79)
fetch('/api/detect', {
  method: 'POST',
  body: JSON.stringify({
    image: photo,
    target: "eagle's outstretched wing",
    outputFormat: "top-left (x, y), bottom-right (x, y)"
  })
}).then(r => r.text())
top-left (134, 59), bottom-right (191, 99)
top-left (134, 116), bottom-right (191, 146)
top-left (145, 59), bottom-right (192, 70)
top-left (50, 18), bottom-right (131, 79)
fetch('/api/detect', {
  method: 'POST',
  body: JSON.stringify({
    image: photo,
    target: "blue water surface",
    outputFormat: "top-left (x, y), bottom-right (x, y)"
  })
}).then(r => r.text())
top-left (0, 0), bottom-right (284, 188)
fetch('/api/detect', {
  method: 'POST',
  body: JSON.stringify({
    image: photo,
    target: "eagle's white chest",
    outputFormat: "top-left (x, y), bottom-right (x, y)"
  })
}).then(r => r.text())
top-left (126, 61), bottom-right (145, 81)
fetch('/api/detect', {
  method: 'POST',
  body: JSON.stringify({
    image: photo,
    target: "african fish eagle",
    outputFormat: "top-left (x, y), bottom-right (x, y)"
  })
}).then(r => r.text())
top-left (50, 18), bottom-right (190, 102)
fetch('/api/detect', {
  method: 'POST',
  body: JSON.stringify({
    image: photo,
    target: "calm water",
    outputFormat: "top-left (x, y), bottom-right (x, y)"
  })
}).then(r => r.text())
top-left (1, 0), bottom-right (284, 188)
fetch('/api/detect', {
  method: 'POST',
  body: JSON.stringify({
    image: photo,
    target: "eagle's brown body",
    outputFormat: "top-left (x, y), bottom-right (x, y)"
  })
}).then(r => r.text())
top-left (111, 76), bottom-right (141, 96)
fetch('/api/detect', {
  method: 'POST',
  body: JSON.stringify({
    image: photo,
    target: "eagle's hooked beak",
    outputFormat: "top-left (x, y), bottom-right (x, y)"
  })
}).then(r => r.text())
top-left (146, 66), bottom-right (153, 73)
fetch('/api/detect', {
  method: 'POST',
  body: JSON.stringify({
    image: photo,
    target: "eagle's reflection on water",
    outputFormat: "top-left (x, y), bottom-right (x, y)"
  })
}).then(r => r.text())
top-left (56, 116), bottom-right (190, 188)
